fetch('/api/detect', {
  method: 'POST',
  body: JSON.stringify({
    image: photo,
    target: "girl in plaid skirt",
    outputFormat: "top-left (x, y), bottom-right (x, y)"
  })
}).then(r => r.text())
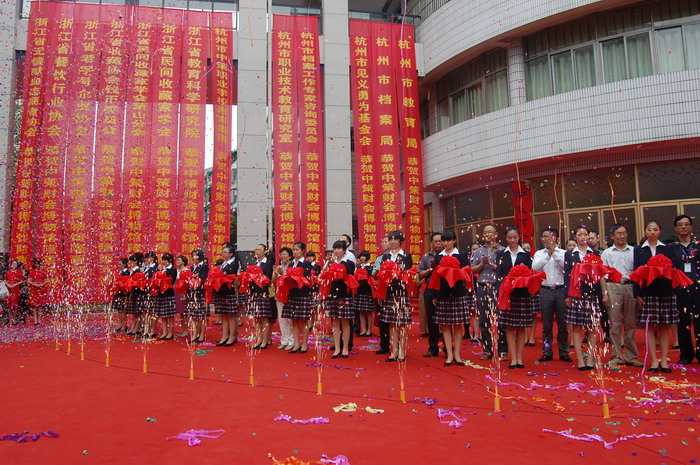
top-left (141, 251), bottom-right (159, 338)
top-left (113, 258), bottom-right (129, 332)
top-left (633, 221), bottom-right (678, 373)
top-left (354, 251), bottom-right (375, 337)
top-left (186, 249), bottom-right (209, 343)
top-left (283, 242), bottom-right (314, 353)
top-left (430, 230), bottom-right (472, 366)
top-left (125, 252), bottom-right (145, 335)
top-left (155, 253), bottom-right (177, 340)
top-left (321, 241), bottom-right (357, 358)
top-left (496, 227), bottom-right (534, 369)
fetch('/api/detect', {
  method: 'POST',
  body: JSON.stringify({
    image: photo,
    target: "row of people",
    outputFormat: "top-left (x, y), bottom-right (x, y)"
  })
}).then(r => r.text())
top-left (1, 258), bottom-right (49, 326)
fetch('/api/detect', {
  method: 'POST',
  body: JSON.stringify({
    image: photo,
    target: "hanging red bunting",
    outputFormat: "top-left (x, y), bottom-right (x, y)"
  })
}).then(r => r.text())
top-left (206, 12), bottom-right (234, 259)
top-left (349, 20), bottom-right (380, 256)
top-left (10, 1), bottom-right (56, 265)
top-left (392, 23), bottom-right (425, 258)
top-left (176, 10), bottom-right (208, 256)
top-left (294, 16), bottom-right (325, 256)
top-left (272, 15), bottom-right (300, 249)
top-left (92, 5), bottom-right (128, 299)
top-left (149, 8), bottom-right (183, 255)
top-left (63, 4), bottom-right (101, 303)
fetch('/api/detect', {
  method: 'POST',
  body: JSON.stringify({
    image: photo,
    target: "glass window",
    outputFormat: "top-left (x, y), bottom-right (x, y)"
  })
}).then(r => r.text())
top-left (444, 197), bottom-right (456, 227)
top-left (452, 90), bottom-right (468, 125)
top-left (603, 208), bottom-right (638, 246)
top-left (531, 176), bottom-right (563, 212)
top-left (641, 205), bottom-right (680, 242)
top-left (638, 161), bottom-right (700, 201)
top-left (456, 226), bottom-right (474, 250)
top-left (597, 4), bottom-right (651, 36)
top-left (491, 184), bottom-right (514, 218)
top-left (602, 37), bottom-right (627, 83)
top-left (455, 190), bottom-right (491, 224)
top-left (658, 27), bottom-right (686, 72)
top-left (627, 32), bottom-right (653, 78)
top-left (683, 203), bottom-right (700, 224)
top-left (484, 70), bottom-right (508, 113)
top-left (437, 98), bottom-right (450, 131)
top-left (685, 23), bottom-right (700, 69)
top-left (574, 45), bottom-right (596, 89)
top-left (534, 213), bottom-right (563, 242)
top-left (420, 99), bottom-right (429, 139)
top-left (567, 211), bottom-right (600, 241)
top-left (564, 167), bottom-right (636, 209)
top-left (552, 51), bottom-right (574, 94)
top-left (525, 56), bottom-right (552, 100)
top-left (467, 84), bottom-right (483, 119)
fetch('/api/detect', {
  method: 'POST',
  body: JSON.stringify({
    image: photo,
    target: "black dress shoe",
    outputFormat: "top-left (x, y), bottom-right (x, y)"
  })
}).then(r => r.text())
top-left (331, 353), bottom-right (340, 359)
top-left (423, 351), bottom-right (438, 358)
top-left (538, 355), bottom-right (553, 362)
top-left (156, 336), bottom-right (167, 341)
top-left (444, 360), bottom-right (453, 366)
top-left (224, 340), bottom-right (235, 346)
top-left (585, 365), bottom-right (594, 370)
top-left (341, 354), bottom-right (348, 358)
top-left (385, 357), bottom-right (397, 362)
top-left (508, 364), bottom-right (516, 369)
top-left (165, 335), bottom-right (174, 341)
top-left (577, 366), bottom-right (587, 371)
top-left (517, 364), bottom-right (525, 369)
top-left (289, 347), bottom-right (301, 353)
top-left (560, 354), bottom-right (573, 363)
top-left (375, 348), bottom-right (390, 355)
top-left (678, 358), bottom-right (692, 365)
top-left (216, 340), bottom-right (226, 346)
top-left (648, 367), bottom-right (659, 373)
top-left (454, 361), bottom-right (466, 366)
top-left (660, 367), bottom-right (672, 374)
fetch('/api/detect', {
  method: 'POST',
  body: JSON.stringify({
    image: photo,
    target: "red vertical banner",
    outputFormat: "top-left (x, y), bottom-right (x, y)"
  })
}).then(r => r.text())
top-left (393, 23), bottom-right (424, 258)
top-left (149, 8), bottom-right (183, 254)
top-left (10, 1), bottom-right (56, 264)
top-left (370, 22), bottom-right (402, 242)
top-left (33, 2), bottom-right (74, 303)
top-left (295, 16), bottom-right (325, 256)
top-left (63, 4), bottom-right (101, 303)
top-left (207, 12), bottom-right (234, 258)
top-left (272, 15), bottom-right (299, 249)
top-left (176, 10), bottom-right (208, 256)
top-left (349, 20), bottom-right (379, 256)
top-left (93, 5), bottom-right (128, 299)
top-left (121, 7), bottom-right (156, 255)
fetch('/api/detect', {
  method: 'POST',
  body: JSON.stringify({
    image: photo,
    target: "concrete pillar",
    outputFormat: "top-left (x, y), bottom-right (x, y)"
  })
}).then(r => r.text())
top-left (236, 3), bottom-right (271, 254)
top-left (507, 37), bottom-right (526, 105)
top-left (322, 0), bottom-right (353, 250)
top-left (0, 0), bottom-right (20, 253)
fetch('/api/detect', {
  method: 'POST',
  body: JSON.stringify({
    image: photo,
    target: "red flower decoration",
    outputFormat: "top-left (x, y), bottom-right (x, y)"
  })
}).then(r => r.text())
top-left (648, 254), bottom-right (672, 269)
top-left (439, 255), bottom-right (460, 269)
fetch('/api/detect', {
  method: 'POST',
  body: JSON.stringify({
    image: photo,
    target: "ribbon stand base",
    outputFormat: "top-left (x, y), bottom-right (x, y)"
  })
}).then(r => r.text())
top-left (143, 361), bottom-right (147, 374)
top-left (317, 382), bottom-right (322, 395)
top-left (189, 368), bottom-right (194, 380)
top-left (603, 403), bottom-right (610, 418)
top-left (80, 346), bottom-right (85, 361)
top-left (249, 374), bottom-right (254, 387)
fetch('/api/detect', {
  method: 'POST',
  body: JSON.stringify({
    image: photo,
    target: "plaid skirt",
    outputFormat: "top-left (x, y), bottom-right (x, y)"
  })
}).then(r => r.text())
top-left (354, 292), bottom-right (375, 313)
top-left (565, 296), bottom-right (601, 327)
top-left (638, 295), bottom-right (679, 326)
top-left (124, 292), bottom-right (144, 315)
top-left (112, 294), bottom-right (126, 312)
top-left (237, 291), bottom-right (248, 307)
top-left (282, 295), bottom-right (312, 320)
top-left (379, 293), bottom-right (412, 325)
top-left (246, 293), bottom-right (274, 318)
top-left (434, 294), bottom-right (473, 325)
top-left (499, 295), bottom-right (533, 328)
top-left (213, 292), bottom-right (238, 315)
top-left (325, 297), bottom-right (354, 319)
top-left (155, 294), bottom-right (176, 318)
top-left (183, 291), bottom-right (207, 319)
top-left (531, 292), bottom-right (541, 315)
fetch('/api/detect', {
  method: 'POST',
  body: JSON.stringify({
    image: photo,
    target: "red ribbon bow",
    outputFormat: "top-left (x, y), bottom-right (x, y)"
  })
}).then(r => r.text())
top-left (238, 265), bottom-right (271, 295)
top-left (497, 265), bottom-right (546, 310)
top-left (276, 267), bottom-right (312, 304)
top-left (375, 261), bottom-right (418, 300)
top-left (567, 253), bottom-right (622, 298)
top-left (174, 269), bottom-right (201, 294)
top-left (354, 268), bottom-right (377, 297)
top-left (150, 270), bottom-right (174, 296)
top-left (427, 255), bottom-right (473, 291)
top-left (204, 268), bottom-right (237, 305)
top-left (318, 263), bottom-right (360, 298)
top-left (629, 253), bottom-right (693, 289)
top-left (125, 272), bottom-right (148, 292)
top-left (111, 273), bottom-right (130, 295)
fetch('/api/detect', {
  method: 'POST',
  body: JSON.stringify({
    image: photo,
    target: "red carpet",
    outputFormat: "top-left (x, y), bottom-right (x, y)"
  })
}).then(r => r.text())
top-left (1, 318), bottom-right (698, 464)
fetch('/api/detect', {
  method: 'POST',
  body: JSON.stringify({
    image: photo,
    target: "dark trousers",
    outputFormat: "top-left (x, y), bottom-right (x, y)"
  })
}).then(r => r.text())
top-left (476, 282), bottom-right (506, 356)
top-left (540, 287), bottom-right (569, 357)
top-left (423, 289), bottom-right (441, 354)
top-left (378, 320), bottom-right (390, 350)
top-left (676, 284), bottom-right (700, 361)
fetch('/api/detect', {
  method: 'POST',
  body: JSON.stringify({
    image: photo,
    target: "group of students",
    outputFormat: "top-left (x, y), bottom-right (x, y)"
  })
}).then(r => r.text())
top-left (1, 258), bottom-right (50, 326)
top-left (417, 215), bottom-right (699, 372)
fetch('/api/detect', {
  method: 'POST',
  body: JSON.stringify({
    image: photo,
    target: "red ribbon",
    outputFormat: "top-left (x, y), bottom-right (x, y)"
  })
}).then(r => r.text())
top-left (111, 273), bottom-right (130, 295)
top-left (375, 261), bottom-right (418, 300)
top-left (125, 272), bottom-right (148, 292)
top-left (174, 269), bottom-right (201, 294)
top-left (629, 254), bottom-right (693, 289)
top-left (568, 254), bottom-right (622, 298)
top-left (427, 255), bottom-right (473, 291)
top-left (318, 263), bottom-right (360, 298)
top-left (496, 264), bottom-right (546, 310)
top-left (354, 268), bottom-right (377, 298)
top-left (275, 267), bottom-right (312, 304)
top-left (238, 265), bottom-right (271, 294)
top-left (204, 268), bottom-right (237, 305)
top-left (150, 270), bottom-right (174, 296)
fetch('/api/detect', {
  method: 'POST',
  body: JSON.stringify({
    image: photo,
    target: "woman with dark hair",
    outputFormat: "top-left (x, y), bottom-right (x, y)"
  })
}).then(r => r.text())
top-left (212, 245), bottom-right (241, 346)
top-left (244, 243), bottom-right (275, 349)
top-left (354, 250), bottom-right (375, 337)
top-left (321, 240), bottom-right (357, 358)
top-left (496, 226), bottom-right (533, 369)
top-left (185, 249), bottom-right (209, 343)
top-left (113, 258), bottom-right (129, 332)
top-left (124, 253), bottom-right (145, 335)
top-left (175, 255), bottom-right (190, 338)
top-left (4, 259), bottom-right (26, 326)
top-left (632, 220), bottom-right (679, 373)
top-left (564, 226), bottom-right (607, 370)
top-left (153, 253), bottom-right (177, 340)
top-left (281, 242), bottom-right (314, 353)
top-left (141, 251), bottom-right (158, 338)
top-left (27, 258), bottom-right (49, 325)
top-left (272, 247), bottom-right (295, 350)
